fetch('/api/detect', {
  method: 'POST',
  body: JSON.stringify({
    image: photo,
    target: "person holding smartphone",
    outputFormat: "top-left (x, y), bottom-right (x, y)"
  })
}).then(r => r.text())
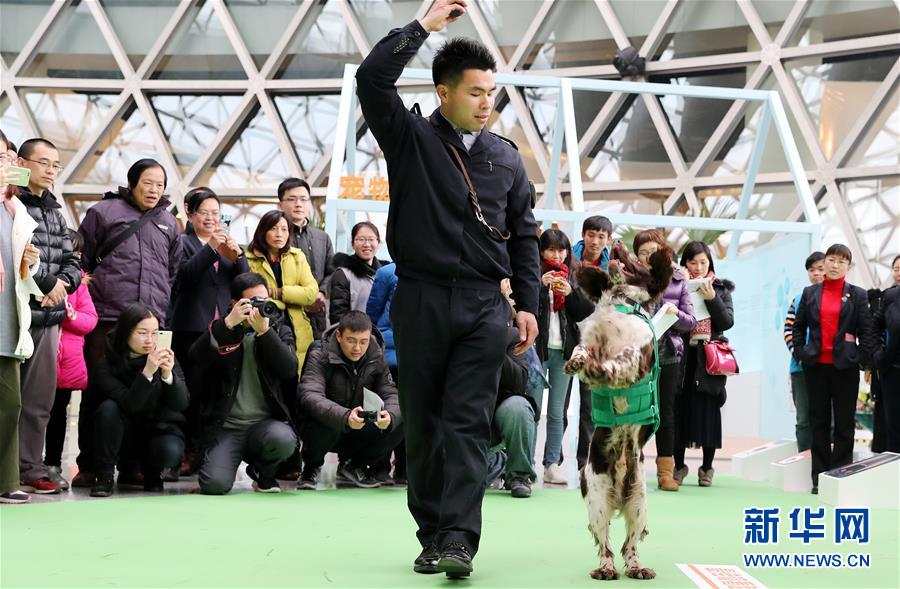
top-left (88, 303), bottom-right (188, 497)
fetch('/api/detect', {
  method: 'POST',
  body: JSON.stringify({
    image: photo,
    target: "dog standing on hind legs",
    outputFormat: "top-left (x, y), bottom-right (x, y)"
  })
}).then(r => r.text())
top-left (564, 242), bottom-right (674, 580)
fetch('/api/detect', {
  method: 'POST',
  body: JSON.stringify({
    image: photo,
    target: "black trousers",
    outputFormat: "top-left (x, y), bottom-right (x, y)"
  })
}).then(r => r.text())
top-left (803, 363), bottom-right (859, 485)
top-left (301, 418), bottom-right (404, 469)
top-left (44, 388), bottom-right (73, 468)
top-left (575, 380), bottom-right (593, 470)
top-left (76, 321), bottom-right (116, 471)
top-left (391, 279), bottom-right (508, 555)
top-left (92, 399), bottom-right (184, 478)
top-left (881, 366), bottom-right (900, 453)
top-left (654, 362), bottom-right (682, 457)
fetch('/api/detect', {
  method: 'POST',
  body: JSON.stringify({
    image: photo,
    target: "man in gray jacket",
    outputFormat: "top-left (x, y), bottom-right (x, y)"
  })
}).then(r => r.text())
top-left (277, 177), bottom-right (334, 339)
top-left (297, 311), bottom-right (402, 490)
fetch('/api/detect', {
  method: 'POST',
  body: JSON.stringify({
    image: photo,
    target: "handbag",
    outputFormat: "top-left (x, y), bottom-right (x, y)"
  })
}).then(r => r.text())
top-left (703, 339), bottom-right (739, 376)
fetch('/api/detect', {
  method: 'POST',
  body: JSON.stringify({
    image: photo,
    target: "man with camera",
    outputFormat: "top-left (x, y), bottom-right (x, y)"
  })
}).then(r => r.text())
top-left (296, 311), bottom-right (402, 490)
top-left (190, 272), bottom-right (299, 494)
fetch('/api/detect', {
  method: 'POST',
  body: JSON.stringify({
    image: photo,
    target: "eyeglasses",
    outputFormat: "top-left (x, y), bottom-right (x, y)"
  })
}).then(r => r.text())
top-left (354, 237), bottom-right (378, 245)
top-left (134, 329), bottom-right (159, 340)
top-left (825, 257), bottom-right (850, 266)
top-left (282, 196), bottom-right (311, 204)
top-left (22, 158), bottom-right (64, 173)
top-left (193, 210), bottom-right (221, 218)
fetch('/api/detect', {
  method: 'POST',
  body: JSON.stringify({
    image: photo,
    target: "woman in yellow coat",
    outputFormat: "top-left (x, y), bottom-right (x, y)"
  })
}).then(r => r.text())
top-left (245, 210), bottom-right (318, 375)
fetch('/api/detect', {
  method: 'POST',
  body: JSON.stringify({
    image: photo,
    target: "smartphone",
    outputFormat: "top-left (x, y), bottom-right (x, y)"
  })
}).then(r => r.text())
top-left (155, 330), bottom-right (173, 351)
top-left (3, 165), bottom-right (31, 187)
top-left (220, 213), bottom-right (233, 235)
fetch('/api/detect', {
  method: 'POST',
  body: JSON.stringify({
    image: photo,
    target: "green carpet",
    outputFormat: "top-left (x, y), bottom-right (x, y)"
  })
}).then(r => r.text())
top-left (1, 476), bottom-right (896, 588)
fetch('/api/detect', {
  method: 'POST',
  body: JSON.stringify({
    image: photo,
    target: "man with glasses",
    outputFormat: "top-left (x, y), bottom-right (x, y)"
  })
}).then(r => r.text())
top-left (277, 178), bottom-right (334, 340)
top-left (16, 138), bottom-right (82, 494)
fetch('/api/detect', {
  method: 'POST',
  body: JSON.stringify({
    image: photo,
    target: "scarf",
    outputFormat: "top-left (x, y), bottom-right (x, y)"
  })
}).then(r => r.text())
top-left (541, 258), bottom-right (569, 312)
top-left (0, 189), bottom-right (17, 293)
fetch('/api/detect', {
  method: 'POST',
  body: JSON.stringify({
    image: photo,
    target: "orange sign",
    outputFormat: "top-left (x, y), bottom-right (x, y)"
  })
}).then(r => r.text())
top-left (339, 175), bottom-right (390, 201)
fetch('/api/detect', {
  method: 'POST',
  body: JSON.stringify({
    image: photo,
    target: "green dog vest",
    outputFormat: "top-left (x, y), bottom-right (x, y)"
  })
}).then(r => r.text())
top-left (590, 303), bottom-right (661, 436)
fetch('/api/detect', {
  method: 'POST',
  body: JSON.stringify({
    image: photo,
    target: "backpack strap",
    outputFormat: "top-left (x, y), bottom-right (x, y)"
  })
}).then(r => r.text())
top-left (94, 211), bottom-right (156, 267)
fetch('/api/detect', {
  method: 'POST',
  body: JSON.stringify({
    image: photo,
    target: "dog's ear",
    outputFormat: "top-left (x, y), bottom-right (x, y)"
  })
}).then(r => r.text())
top-left (575, 265), bottom-right (611, 302)
top-left (646, 246), bottom-right (674, 300)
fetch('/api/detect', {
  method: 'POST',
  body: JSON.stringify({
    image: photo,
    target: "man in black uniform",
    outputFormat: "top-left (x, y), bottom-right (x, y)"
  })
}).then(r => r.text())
top-left (356, 0), bottom-right (539, 579)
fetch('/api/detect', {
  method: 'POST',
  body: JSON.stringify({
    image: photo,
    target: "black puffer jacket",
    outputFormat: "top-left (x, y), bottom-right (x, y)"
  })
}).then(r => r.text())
top-left (19, 187), bottom-right (81, 326)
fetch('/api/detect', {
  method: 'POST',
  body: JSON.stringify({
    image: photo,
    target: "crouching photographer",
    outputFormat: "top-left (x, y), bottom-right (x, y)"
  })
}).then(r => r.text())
top-left (297, 311), bottom-right (402, 489)
top-left (190, 272), bottom-right (299, 494)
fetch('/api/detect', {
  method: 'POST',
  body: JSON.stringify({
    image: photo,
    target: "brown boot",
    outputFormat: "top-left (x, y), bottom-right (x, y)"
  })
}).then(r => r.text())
top-left (656, 456), bottom-right (679, 491)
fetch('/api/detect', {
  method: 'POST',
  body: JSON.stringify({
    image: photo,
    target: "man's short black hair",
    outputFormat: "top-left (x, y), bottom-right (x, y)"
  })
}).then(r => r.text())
top-left (277, 177), bottom-right (311, 201)
top-left (582, 215), bottom-right (613, 236)
top-left (432, 37), bottom-right (496, 87)
top-left (805, 251), bottom-right (825, 270)
top-left (19, 138), bottom-right (58, 160)
top-left (825, 243), bottom-right (852, 264)
top-left (231, 272), bottom-right (268, 300)
top-left (337, 310), bottom-right (372, 335)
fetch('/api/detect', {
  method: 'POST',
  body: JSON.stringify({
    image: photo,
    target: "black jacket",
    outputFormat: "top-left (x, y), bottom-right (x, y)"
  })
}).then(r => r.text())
top-left (874, 286), bottom-right (900, 370)
top-left (169, 233), bottom-right (249, 333)
top-left (356, 20), bottom-right (540, 315)
top-left (793, 280), bottom-right (877, 371)
top-left (19, 187), bottom-right (81, 326)
top-left (535, 274), bottom-right (594, 362)
top-left (90, 349), bottom-right (189, 436)
top-left (189, 314), bottom-right (298, 447)
top-left (685, 278), bottom-right (736, 396)
top-left (297, 326), bottom-right (400, 433)
top-left (328, 253), bottom-right (381, 326)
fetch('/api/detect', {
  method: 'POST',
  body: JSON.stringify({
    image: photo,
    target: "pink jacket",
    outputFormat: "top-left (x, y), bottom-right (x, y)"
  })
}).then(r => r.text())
top-left (57, 272), bottom-right (98, 390)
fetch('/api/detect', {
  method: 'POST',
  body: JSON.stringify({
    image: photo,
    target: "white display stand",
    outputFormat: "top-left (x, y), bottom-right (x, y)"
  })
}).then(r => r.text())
top-left (733, 440), bottom-right (798, 481)
top-left (769, 451), bottom-right (812, 493)
top-left (818, 452), bottom-right (900, 510)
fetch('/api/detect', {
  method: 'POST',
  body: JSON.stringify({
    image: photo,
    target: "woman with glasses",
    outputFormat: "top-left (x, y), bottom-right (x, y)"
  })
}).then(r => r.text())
top-left (88, 303), bottom-right (188, 497)
top-left (329, 221), bottom-right (383, 327)
top-left (169, 187), bottom-right (247, 474)
top-left (246, 210), bottom-right (318, 375)
top-left (792, 243), bottom-right (877, 494)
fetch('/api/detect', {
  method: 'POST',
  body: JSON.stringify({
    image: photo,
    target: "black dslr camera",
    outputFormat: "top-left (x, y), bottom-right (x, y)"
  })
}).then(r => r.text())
top-left (248, 296), bottom-right (280, 319)
top-left (358, 410), bottom-right (379, 423)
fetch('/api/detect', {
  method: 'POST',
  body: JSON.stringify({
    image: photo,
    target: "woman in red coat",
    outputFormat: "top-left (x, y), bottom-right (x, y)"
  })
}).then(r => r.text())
top-left (44, 230), bottom-right (98, 490)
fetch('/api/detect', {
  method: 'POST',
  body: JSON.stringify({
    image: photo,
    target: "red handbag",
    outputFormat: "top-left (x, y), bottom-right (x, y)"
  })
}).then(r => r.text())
top-left (704, 339), bottom-right (739, 376)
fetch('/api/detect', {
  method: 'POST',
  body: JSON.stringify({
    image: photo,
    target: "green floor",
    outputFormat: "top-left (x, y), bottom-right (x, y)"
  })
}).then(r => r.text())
top-left (1, 476), bottom-right (897, 588)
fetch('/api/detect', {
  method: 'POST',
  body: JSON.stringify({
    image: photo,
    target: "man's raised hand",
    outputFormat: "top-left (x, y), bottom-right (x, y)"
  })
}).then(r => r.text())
top-left (418, 0), bottom-right (467, 33)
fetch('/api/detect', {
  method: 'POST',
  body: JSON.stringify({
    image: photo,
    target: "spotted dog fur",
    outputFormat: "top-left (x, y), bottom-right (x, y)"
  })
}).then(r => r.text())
top-left (564, 242), bottom-right (673, 581)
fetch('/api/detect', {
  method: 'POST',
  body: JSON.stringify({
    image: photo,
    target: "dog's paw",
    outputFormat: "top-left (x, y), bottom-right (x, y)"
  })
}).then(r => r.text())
top-left (625, 567), bottom-right (656, 580)
top-left (589, 566), bottom-right (619, 581)
top-left (564, 348), bottom-right (587, 375)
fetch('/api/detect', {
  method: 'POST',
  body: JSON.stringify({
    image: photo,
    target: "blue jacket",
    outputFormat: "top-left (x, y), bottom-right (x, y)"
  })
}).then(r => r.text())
top-left (572, 240), bottom-right (609, 269)
top-left (366, 263), bottom-right (397, 368)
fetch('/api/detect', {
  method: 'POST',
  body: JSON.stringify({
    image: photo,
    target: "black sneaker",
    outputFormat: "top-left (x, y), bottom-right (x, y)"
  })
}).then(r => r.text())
top-left (413, 543), bottom-right (440, 574)
top-left (90, 473), bottom-right (115, 498)
top-left (811, 486), bottom-right (818, 495)
top-left (437, 542), bottom-right (473, 579)
top-left (509, 478), bottom-right (532, 498)
top-left (336, 463), bottom-right (381, 489)
top-left (296, 466), bottom-right (320, 490)
top-left (246, 465), bottom-right (281, 493)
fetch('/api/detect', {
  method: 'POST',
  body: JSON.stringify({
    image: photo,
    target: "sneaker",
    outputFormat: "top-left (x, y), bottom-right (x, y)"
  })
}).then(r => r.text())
top-left (296, 466), bottom-right (320, 490)
top-left (811, 486), bottom-right (818, 495)
top-left (336, 462), bottom-right (381, 489)
top-left (698, 467), bottom-right (714, 487)
top-left (413, 543), bottom-right (440, 574)
top-left (246, 465), bottom-right (281, 493)
top-left (116, 470), bottom-right (144, 486)
top-left (0, 490), bottom-right (31, 504)
top-left (372, 468), bottom-right (394, 487)
top-left (673, 464), bottom-right (689, 486)
top-left (160, 467), bottom-right (179, 483)
top-left (543, 463), bottom-right (567, 485)
top-left (436, 542), bottom-right (473, 579)
top-left (71, 470), bottom-right (96, 488)
top-left (508, 478), bottom-right (532, 498)
top-left (90, 473), bottom-right (115, 497)
top-left (20, 477), bottom-right (60, 494)
top-left (47, 466), bottom-right (70, 490)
